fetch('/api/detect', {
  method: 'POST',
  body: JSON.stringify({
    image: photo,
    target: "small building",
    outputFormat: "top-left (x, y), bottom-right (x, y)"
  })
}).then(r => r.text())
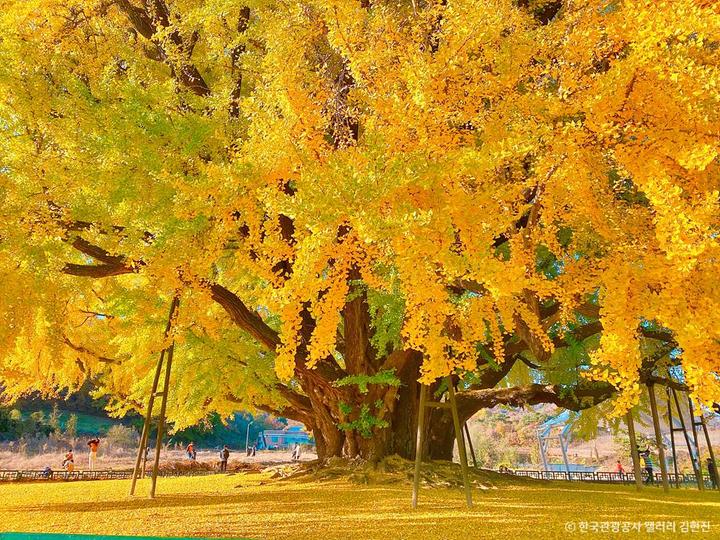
top-left (257, 425), bottom-right (313, 450)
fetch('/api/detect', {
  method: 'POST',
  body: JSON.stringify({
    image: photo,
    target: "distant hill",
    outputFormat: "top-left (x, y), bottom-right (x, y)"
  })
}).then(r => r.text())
top-left (14, 406), bottom-right (127, 435)
top-left (4, 383), bottom-right (288, 447)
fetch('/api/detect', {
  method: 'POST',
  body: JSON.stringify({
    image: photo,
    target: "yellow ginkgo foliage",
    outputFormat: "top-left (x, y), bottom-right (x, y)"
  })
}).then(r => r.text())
top-left (0, 0), bottom-right (719, 459)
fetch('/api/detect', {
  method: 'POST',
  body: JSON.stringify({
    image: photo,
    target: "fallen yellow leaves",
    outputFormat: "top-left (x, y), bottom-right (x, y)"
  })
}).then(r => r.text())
top-left (0, 473), bottom-right (717, 539)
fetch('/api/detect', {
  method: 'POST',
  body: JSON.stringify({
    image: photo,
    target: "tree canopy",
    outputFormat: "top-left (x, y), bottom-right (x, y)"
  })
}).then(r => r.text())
top-left (1, 0), bottom-right (719, 456)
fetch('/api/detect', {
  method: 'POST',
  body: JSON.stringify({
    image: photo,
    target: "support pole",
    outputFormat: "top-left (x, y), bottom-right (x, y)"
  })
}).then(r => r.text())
top-left (626, 410), bottom-right (643, 491)
top-left (648, 384), bottom-right (669, 492)
top-left (687, 397), bottom-right (704, 490)
top-left (671, 389), bottom-right (703, 489)
top-left (538, 430), bottom-right (548, 472)
top-left (129, 349), bottom-right (165, 495)
top-left (666, 387), bottom-right (680, 489)
top-left (691, 399), bottom-right (719, 490)
top-left (411, 384), bottom-right (427, 509)
top-left (129, 295), bottom-right (179, 496)
top-left (463, 423), bottom-right (478, 469)
top-left (688, 397), bottom-right (701, 457)
top-left (142, 446), bottom-right (149, 477)
top-left (149, 338), bottom-right (174, 499)
top-left (446, 377), bottom-right (473, 509)
top-left (559, 434), bottom-right (571, 475)
top-left (698, 413), bottom-right (719, 491)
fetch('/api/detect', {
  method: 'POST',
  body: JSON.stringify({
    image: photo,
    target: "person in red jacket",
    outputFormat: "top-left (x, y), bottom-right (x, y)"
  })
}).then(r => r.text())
top-left (186, 442), bottom-right (196, 461)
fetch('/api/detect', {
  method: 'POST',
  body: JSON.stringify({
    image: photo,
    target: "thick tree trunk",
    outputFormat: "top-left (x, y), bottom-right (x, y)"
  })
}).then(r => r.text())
top-left (427, 410), bottom-right (456, 460)
top-left (305, 383), bottom-right (345, 460)
top-left (305, 356), bottom-right (457, 462)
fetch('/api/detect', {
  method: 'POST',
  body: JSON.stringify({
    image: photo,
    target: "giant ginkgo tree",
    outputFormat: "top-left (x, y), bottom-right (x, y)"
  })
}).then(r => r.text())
top-left (1, 0), bottom-right (719, 460)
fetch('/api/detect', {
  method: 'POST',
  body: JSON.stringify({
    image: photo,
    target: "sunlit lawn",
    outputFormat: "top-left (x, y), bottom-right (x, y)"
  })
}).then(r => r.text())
top-left (0, 473), bottom-right (718, 539)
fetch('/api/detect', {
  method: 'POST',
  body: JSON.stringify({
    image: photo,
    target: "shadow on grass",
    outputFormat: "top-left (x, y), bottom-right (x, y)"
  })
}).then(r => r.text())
top-left (14, 484), bottom-right (415, 514)
top-left (15, 478), bottom-right (719, 516)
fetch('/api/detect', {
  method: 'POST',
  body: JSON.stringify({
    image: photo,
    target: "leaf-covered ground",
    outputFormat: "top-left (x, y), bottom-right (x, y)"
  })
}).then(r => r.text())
top-left (0, 472), bottom-right (717, 539)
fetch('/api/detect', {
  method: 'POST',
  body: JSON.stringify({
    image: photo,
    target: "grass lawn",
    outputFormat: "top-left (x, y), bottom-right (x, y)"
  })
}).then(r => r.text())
top-left (0, 473), bottom-right (717, 539)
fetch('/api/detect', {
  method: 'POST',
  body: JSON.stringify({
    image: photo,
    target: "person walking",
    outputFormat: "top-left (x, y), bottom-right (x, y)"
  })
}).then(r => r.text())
top-left (291, 443), bottom-right (301, 461)
top-left (615, 460), bottom-right (625, 475)
top-left (219, 445), bottom-right (230, 472)
top-left (142, 446), bottom-right (151, 476)
top-left (707, 458), bottom-right (718, 489)
top-left (640, 450), bottom-right (654, 484)
top-left (87, 437), bottom-right (100, 471)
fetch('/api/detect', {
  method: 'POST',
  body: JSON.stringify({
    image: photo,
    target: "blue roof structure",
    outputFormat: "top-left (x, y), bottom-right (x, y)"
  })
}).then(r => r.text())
top-left (538, 410), bottom-right (577, 439)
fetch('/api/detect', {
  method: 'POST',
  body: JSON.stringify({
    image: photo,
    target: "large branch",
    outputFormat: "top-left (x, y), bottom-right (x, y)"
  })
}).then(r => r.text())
top-left (274, 384), bottom-right (313, 415)
top-left (640, 328), bottom-right (677, 344)
top-left (61, 229), bottom-right (283, 355)
top-left (552, 321), bottom-right (603, 348)
top-left (226, 394), bottom-right (313, 427)
top-left (551, 321), bottom-right (676, 350)
top-left (57, 208), bottom-right (147, 277)
top-left (116, 0), bottom-right (211, 96)
top-left (70, 237), bottom-right (128, 265)
top-left (294, 304), bottom-right (348, 383)
top-left (456, 371), bottom-right (694, 423)
top-left (227, 356), bottom-right (314, 425)
top-left (62, 262), bottom-right (137, 277)
top-left (61, 236), bottom-right (342, 390)
top-left (62, 336), bottom-right (119, 365)
top-left (456, 382), bottom-right (616, 422)
top-left (229, 7), bottom-right (251, 118)
top-left (254, 404), bottom-right (314, 427)
top-left (61, 232), bottom-right (140, 277)
top-left (379, 348), bottom-right (420, 374)
top-left (342, 270), bottom-right (377, 374)
top-left (469, 354), bottom-right (519, 390)
top-left (646, 375), bottom-right (690, 393)
top-left (209, 283), bottom-right (280, 351)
